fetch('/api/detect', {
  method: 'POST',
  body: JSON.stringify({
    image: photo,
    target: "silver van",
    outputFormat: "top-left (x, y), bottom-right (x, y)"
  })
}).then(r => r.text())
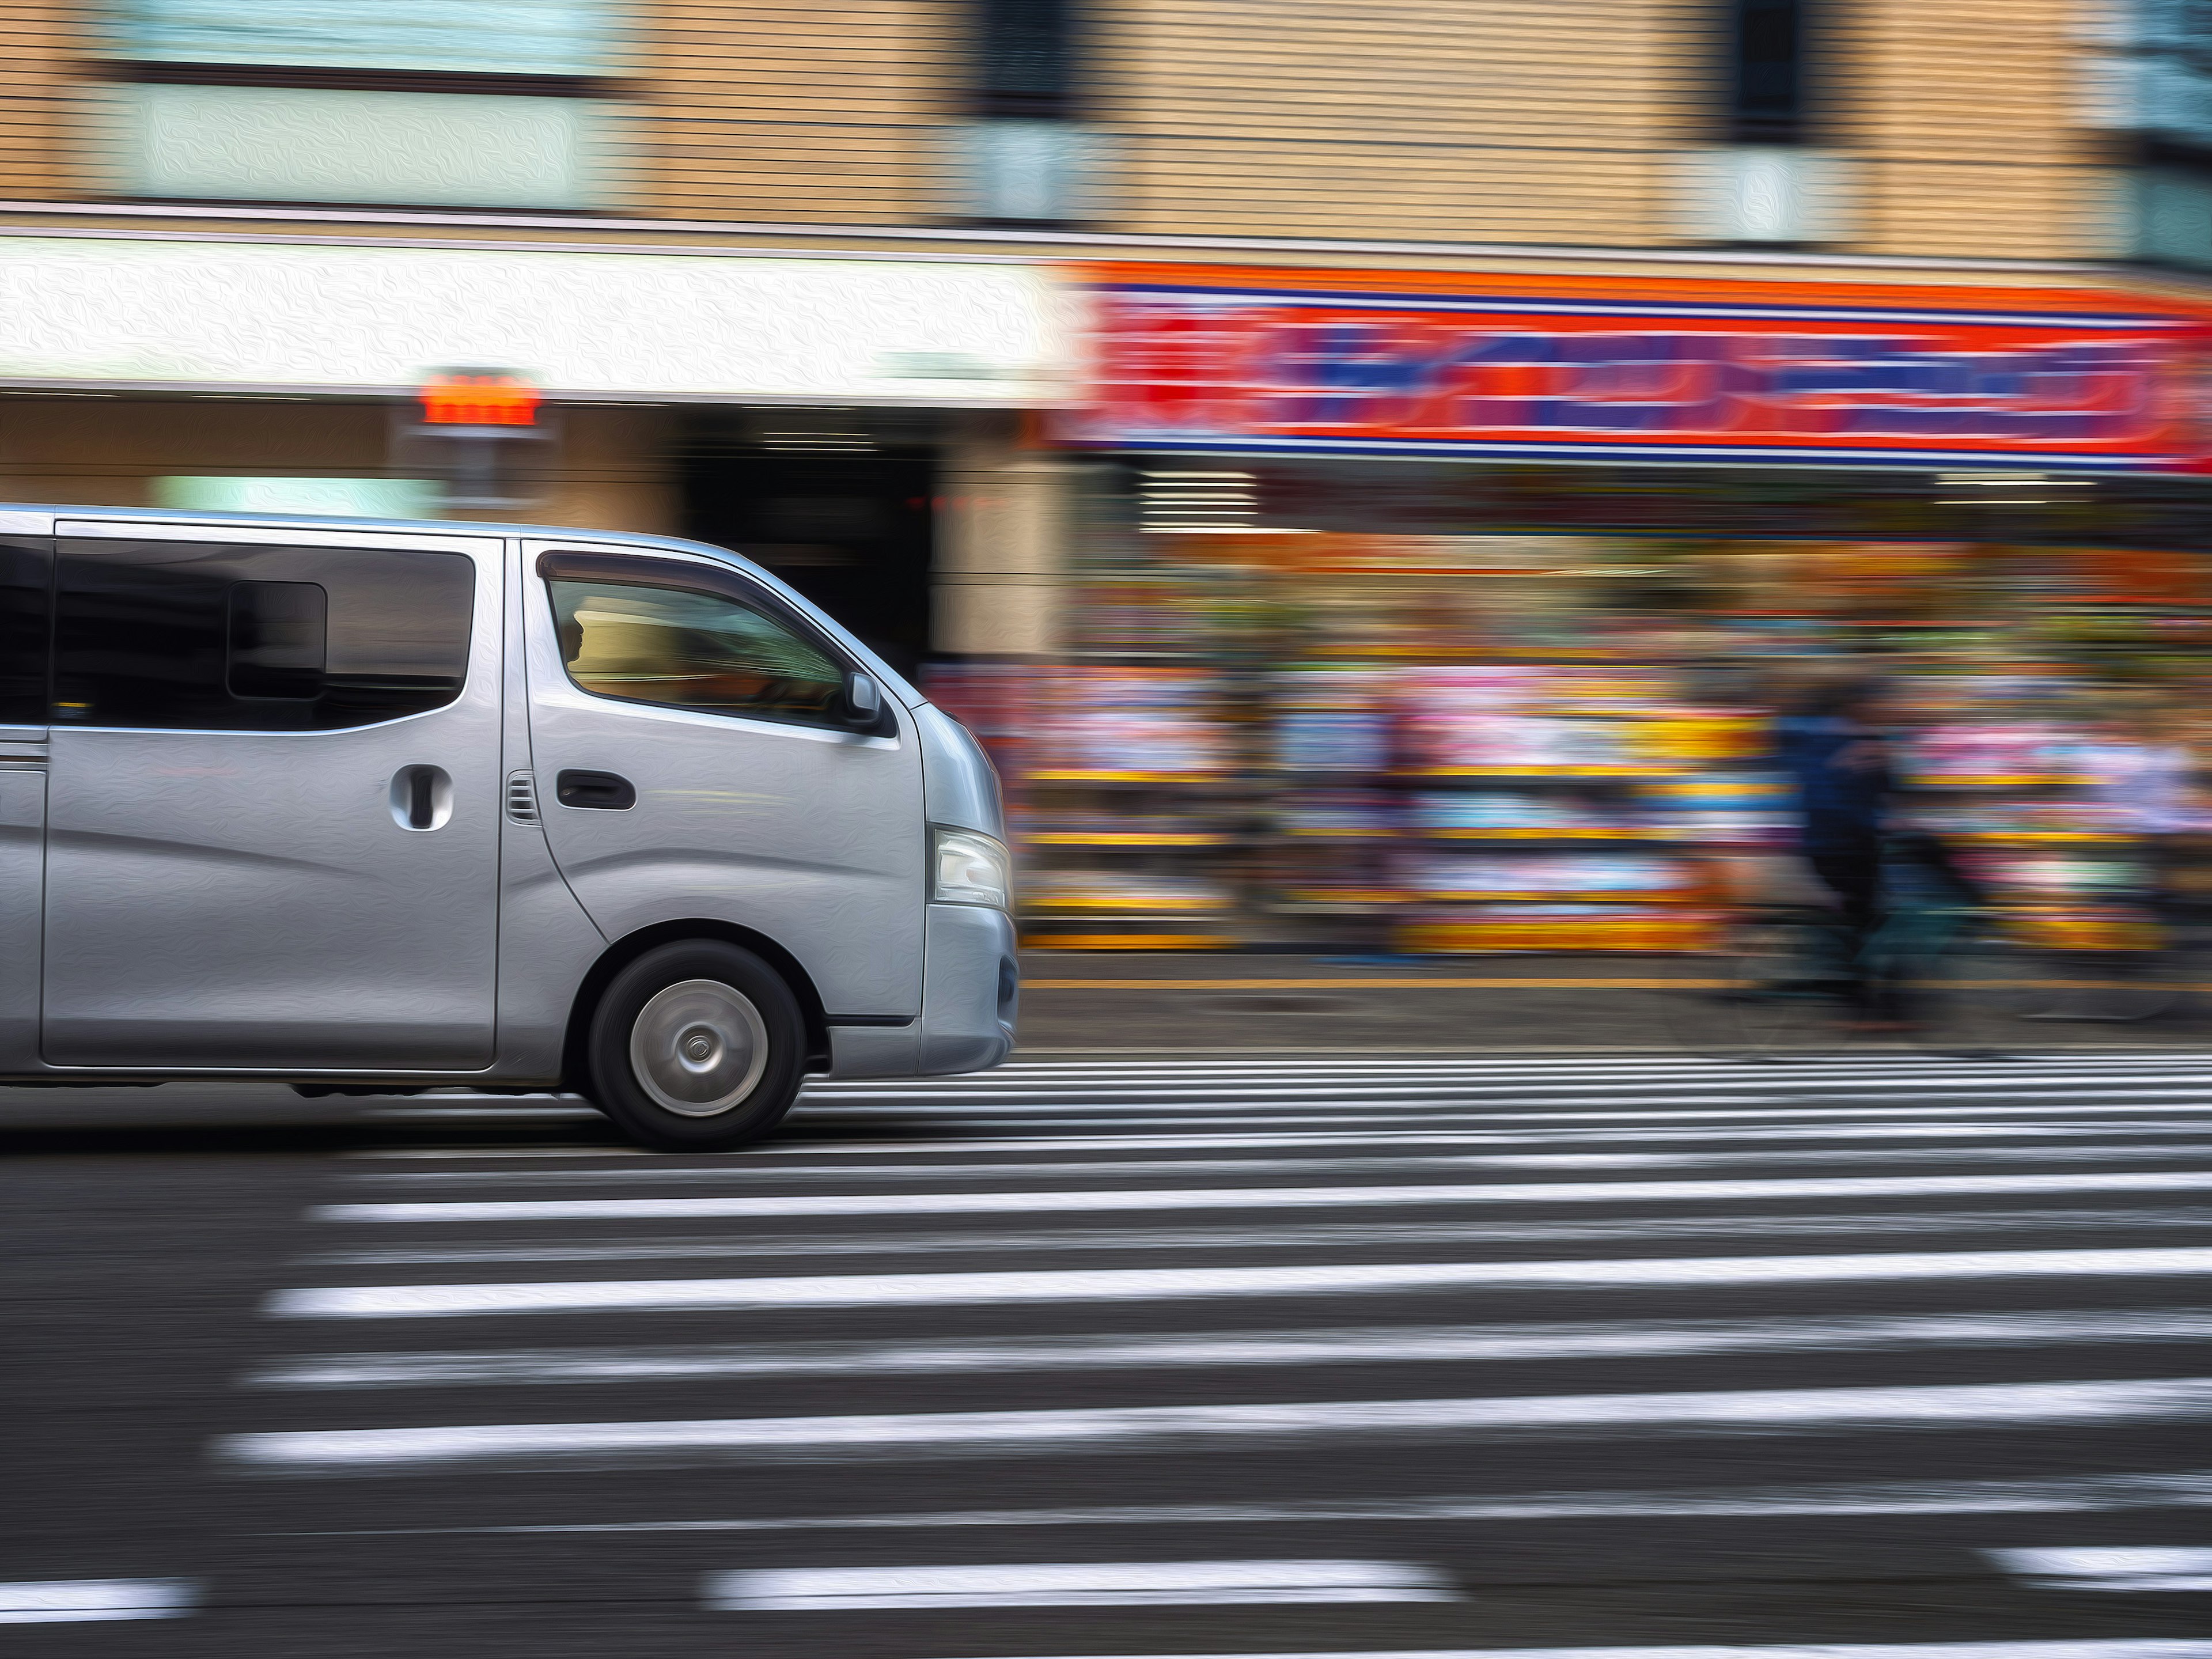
top-left (0, 508), bottom-right (1017, 1150)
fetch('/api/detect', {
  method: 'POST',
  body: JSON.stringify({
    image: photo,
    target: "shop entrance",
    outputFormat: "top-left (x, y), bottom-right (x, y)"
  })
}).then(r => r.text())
top-left (679, 423), bottom-right (935, 679)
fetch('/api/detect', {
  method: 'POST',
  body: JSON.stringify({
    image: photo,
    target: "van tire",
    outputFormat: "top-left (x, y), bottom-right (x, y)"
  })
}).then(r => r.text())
top-left (584, 941), bottom-right (806, 1152)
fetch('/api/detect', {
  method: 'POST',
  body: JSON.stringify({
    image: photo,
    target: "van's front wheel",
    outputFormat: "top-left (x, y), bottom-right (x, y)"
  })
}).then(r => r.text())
top-left (585, 941), bottom-right (806, 1152)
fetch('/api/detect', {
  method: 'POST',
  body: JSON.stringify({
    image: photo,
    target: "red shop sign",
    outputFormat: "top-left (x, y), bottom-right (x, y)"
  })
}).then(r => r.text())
top-left (1071, 264), bottom-right (2212, 471)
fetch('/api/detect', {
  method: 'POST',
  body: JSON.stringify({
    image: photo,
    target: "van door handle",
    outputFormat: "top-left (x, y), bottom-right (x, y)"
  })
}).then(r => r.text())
top-left (555, 769), bottom-right (637, 810)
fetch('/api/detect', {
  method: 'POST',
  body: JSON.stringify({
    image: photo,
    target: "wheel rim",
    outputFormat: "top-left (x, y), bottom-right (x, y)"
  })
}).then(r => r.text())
top-left (628, 979), bottom-right (770, 1117)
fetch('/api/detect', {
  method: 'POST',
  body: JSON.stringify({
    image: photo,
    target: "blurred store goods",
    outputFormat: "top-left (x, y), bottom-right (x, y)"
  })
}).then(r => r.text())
top-left (928, 519), bottom-right (2212, 964)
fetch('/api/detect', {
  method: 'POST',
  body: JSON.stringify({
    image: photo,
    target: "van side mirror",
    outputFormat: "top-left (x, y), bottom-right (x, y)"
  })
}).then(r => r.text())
top-left (844, 671), bottom-right (882, 726)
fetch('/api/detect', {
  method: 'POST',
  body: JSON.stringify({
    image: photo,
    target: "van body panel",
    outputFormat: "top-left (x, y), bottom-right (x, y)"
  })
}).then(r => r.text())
top-left (0, 752), bottom-right (46, 1070)
top-left (914, 702), bottom-right (1006, 840)
top-left (521, 539), bottom-right (928, 1021)
top-left (492, 540), bottom-right (608, 1079)
top-left (491, 846), bottom-right (607, 1079)
top-left (39, 529), bottom-right (505, 1070)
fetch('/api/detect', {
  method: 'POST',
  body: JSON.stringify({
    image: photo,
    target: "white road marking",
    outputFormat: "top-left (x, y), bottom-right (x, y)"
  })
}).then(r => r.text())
top-left (266, 1246), bottom-right (2212, 1321)
top-left (796, 1079), bottom-right (2212, 1105)
top-left (293, 1207), bottom-right (2212, 1269)
top-left (1991, 1546), bottom-right (2212, 1592)
top-left (774, 1123), bottom-right (2212, 1150)
top-left (335, 1103), bottom-right (2212, 1176)
top-left (703, 1558), bottom-right (1452, 1611)
top-left (927, 1643), bottom-right (2212, 1659)
top-left (313, 1172), bottom-right (2212, 1226)
top-left (275, 1470), bottom-right (2212, 1536)
top-left (753, 1142), bottom-right (2212, 1167)
top-left (215, 1376), bottom-right (2212, 1469)
top-left (807, 1060), bottom-right (2212, 1086)
top-left (323, 1141), bottom-right (2212, 1176)
top-left (0, 1579), bottom-right (197, 1624)
top-left (240, 1308), bottom-right (2212, 1390)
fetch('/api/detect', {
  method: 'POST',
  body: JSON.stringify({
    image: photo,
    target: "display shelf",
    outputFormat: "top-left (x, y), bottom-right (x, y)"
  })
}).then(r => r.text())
top-left (1021, 933), bottom-right (1233, 950)
top-left (1404, 888), bottom-right (1702, 904)
top-left (1397, 766), bottom-right (1690, 781)
top-left (1028, 770), bottom-right (1220, 785)
top-left (1025, 893), bottom-right (1236, 914)
top-left (1027, 830), bottom-right (1236, 847)
top-left (1945, 829), bottom-right (2130, 846)
top-left (1911, 774), bottom-right (2078, 790)
top-left (1400, 915), bottom-right (1719, 952)
top-left (1415, 827), bottom-right (1691, 842)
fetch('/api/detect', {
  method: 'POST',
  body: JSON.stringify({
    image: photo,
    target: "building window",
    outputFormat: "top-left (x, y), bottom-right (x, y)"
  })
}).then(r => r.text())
top-left (975, 0), bottom-right (1076, 119)
top-left (1675, 0), bottom-right (1850, 247)
top-left (1728, 0), bottom-right (1806, 145)
top-left (100, 0), bottom-right (619, 210)
top-left (952, 0), bottom-right (1106, 224)
top-left (2089, 2), bottom-right (2212, 269)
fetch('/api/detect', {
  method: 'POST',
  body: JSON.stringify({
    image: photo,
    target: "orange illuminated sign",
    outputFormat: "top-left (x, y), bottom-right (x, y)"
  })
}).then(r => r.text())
top-left (421, 373), bottom-right (540, 427)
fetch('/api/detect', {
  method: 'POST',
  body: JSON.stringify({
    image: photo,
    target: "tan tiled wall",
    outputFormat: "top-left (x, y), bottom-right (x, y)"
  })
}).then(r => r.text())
top-left (0, 3), bottom-right (84, 198)
top-left (1829, 0), bottom-right (2111, 259)
top-left (1093, 0), bottom-right (1713, 244)
top-left (638, 0), bottom-right (960, 222)
top-left (0, 0), bottom-right (2123, 260)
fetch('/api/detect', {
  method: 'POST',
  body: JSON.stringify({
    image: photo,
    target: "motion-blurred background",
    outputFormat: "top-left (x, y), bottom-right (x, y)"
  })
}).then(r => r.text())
top-left (4, 1), bottom-right (2212, 963)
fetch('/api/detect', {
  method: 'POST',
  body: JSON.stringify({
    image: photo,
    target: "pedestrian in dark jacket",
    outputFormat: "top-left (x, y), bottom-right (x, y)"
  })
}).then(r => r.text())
top-left (1775, 674), bottom-right (1893, 1018)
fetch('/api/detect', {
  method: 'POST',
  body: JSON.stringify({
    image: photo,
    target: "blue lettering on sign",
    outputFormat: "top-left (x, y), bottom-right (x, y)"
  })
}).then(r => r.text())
top-left (1252, 320), bottom-right (1437, 426)
top-left (1185, 306), bottom-right (2161, 446)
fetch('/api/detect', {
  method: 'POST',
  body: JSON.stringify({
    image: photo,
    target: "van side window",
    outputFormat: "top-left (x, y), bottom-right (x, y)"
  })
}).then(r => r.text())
top-left (226, 581), bottom-right (328, 700)
top-left (547, 577), bottom-right (846, 728)
top-left (0, 537), bottom-right (51, 725)
top-left (54, 540), bottom-right (473, 732)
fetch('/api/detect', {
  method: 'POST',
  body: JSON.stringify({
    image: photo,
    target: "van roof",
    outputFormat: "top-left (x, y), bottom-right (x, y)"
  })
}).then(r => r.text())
top-left (9, 502), bottom-right (726, 556)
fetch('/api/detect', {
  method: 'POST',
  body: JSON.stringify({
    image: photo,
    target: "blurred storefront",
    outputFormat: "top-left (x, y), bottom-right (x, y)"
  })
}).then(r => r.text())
top-left (925, 264), bottom-right (2212, 955)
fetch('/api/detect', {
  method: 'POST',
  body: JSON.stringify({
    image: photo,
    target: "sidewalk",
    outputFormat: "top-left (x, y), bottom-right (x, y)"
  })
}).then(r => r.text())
top-left (1012, 950), bottom-right (2212, 1051)
top-left (1013, 952), bottom-right (1728, 1051)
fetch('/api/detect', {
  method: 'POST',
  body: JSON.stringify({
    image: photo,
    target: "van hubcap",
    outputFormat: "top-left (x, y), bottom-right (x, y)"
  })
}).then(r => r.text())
top-left (630, 980), bottom-right (769, 1116)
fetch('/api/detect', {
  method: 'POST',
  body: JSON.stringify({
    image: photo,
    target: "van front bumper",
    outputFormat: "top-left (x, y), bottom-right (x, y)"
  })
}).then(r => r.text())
top-left (827, 902), bottom-right (1016, 1079)
top-left (919, 900), bottom-right (1017, 1074)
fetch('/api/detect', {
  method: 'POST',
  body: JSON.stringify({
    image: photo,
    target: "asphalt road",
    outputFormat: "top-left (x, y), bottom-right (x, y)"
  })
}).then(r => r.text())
top-left (6, 1052), bottom-right (2212, 1657)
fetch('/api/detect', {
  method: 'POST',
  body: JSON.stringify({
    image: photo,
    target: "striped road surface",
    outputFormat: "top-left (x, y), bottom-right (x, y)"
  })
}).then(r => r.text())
top-left (12, 1052), bottom-right (2212, 1654)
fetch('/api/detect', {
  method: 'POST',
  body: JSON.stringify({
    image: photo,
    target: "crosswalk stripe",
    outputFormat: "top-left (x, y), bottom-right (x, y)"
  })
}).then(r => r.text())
top-left (313, 1172), bottom-right (2212, 1226)
top-left (806, 1059), bottom-right (2212, 1082)
top-left (703, 1559), bottom-right (1453, 1611)
top-left (335, 1104), bottom-right (2212, 1180)
top-left (241, 1308), bottom-right (2212, 1390)
top-left (801, 1081), bottom-right (2212, 1105)
top-left (0, 1580), bottom-right (198, 1624)
top-left (265, 1246), bottom-right (2212, 1320)
top-left (774, 1120), bottom-right (2212, 1142)
top-left (926, 1644), bottom-right (2212, 1659)
top-left (1990, 1547), bottom-right (2212, 1592)
top-left (578, 1128), bottom-right (2212, 1160)
top-left (215, 1376), bottom-right (2212, 1469)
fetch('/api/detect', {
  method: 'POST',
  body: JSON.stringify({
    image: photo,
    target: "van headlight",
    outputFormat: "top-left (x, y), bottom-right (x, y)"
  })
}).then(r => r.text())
top-left (932, 827), bottom-right (1012, 910)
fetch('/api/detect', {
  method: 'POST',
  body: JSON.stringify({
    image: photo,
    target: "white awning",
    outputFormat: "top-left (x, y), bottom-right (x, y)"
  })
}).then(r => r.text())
top-left (0, 233), bottom-right (1077, 405)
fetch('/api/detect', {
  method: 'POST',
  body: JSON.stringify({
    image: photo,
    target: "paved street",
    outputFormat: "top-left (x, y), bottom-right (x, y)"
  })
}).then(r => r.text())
top-left (6, 1052), bottom-right (2212, 1656)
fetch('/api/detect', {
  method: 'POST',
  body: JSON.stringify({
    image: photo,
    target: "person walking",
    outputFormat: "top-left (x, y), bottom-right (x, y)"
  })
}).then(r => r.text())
top-left (1775, 672), bottom-right (1896, 1025)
